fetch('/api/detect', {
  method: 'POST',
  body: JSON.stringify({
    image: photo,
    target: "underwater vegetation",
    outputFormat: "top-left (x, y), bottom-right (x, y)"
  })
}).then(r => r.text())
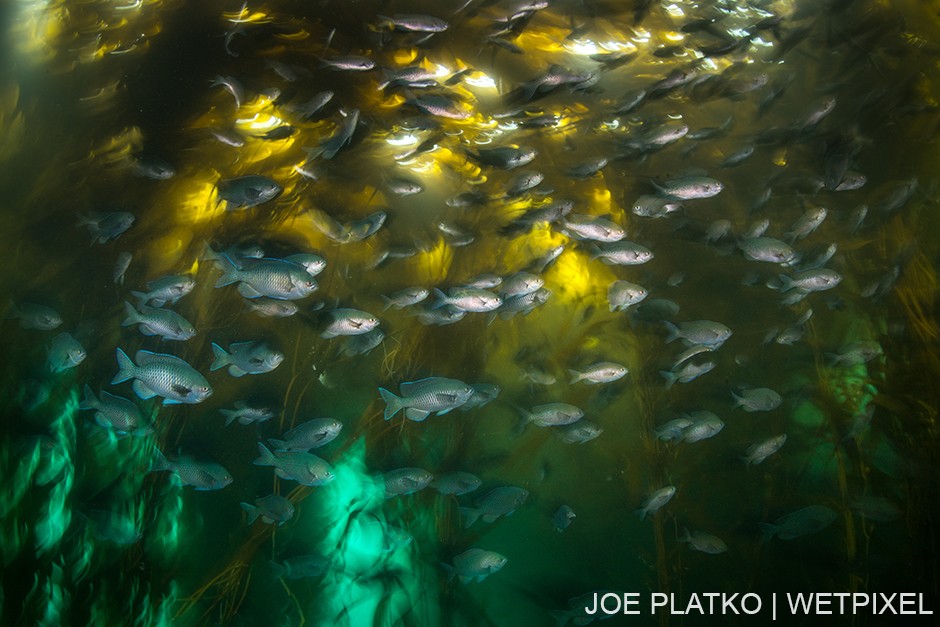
top-left (1, 0), bottom-right (939, 625)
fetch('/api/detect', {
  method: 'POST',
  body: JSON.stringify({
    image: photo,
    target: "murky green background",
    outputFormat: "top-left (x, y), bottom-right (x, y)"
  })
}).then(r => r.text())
top-left (1, 0), bottom-right (939, 625)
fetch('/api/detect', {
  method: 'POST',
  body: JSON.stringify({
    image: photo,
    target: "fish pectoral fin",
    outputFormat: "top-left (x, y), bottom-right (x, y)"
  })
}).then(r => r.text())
top-left (171, 383), bottom-right (192, 397)
top-left (229, 366), bottom-right (247, 377)
top-left (132, 380), bottom-right (158, 400)
top-left (405, 408), bottom-right (431, 421)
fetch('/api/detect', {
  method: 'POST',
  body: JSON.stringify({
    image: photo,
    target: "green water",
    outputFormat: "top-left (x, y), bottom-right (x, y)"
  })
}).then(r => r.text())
top-left (1, 0), bottom-right (939, 625)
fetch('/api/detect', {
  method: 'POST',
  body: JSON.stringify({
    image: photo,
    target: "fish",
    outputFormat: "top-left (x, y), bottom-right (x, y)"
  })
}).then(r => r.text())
top-left (784, 207), bottom-right (828, 241)
top-left (663, 320), bottom-right (732, 347)
top-left (732, 387), bottom-right (782, 412)
top-left (321, 309), bottom-right (380, 338)
top-left (660, 361), bottom-right (716, 388)
top-left (608, 281), bottom-right (648, 311)
top-left (776, 269), bottom-right (842, 294)
top-left (379, 377), bottom-right (475, 421)
top-left (215, 255), bottom-right (318, 300)
top-left (460, 383), bottom-right (501, 411)
top-left (553, 505), bottom-right (576, 532)
top-left (80, 385), bottom-right (149, 436)
top-left (217, 175), bottom-right (282, 210)
top-left (568, 362), bottom-right (628, 384)
top-left (635, 486), bottom-right (676, 519)
top-left (287, 91), bottom-right (334, 119)
top-left (382, 467), bottom-right (434, 498)
top-left (47, 332), bottom-right (86, 372)
top-left (591, 241), bottom-right (654, 266)
top-left (245, 297), bottom-right (299, 318)
top-left (112, 348), bottom-right (212, 404)
top-left (152, 450), bottom-right (232, 490)
top-left (269, 418), bottom-right (342, 451)
top-left (743, 434), bottom-right (787, 465)
top-left (77, 211), bottom-right (135, 244)
top-left (567, 157), bottom-right (608, 179)
top-left (504, 170), bottom-right (544, 197)
top-left (386, 176), bottom-right (424, 196)
top-left (7, 301), bottom-right (62, 330)
top-left (113, 252), bottom-right (132, 285)
top-left (518, 403), bottom-right (583, 428)
top-left (442, 549), bottom-right (507, 584)
top-left (632, 195), bottom-right (681, 218)
top-left (408, 94), bottom-right (470, 120)
top-left (560, 214), bottom-right (625, 242)
top-left (241, 494), bottom-right (294, 525)
top-left (319, 56), bottom-right (375, 72)
top-left (460, 487), bottom-right (529, 527)
top-left (654, 418), bottom-right (694, 442)
top-left (680, 529), bottom-right (727, 554)
top-left (759, 505), bottom-right (837, 541)
top-left (131, 275), bottom-right (195, 307)
top-left (466, 145), bottom-right (538, 169)
top-left (131, 154), bottom-right (175, 180)
top-left (431, 471), bottom-right (482, 496)
top-left (220, 401), bottom-right (277, 426)
top-left (270, 554), bottom-right (330, 579)
top-left (557, 421), bottom-right (603, 444)
top-left (253, 442), bottom-right (335, 486)
top-left (432, 287), bottom-right (502, 312)
top-left (340, 328), bottom-right (385, 356)
top-left (381, 287), bottom-right (429, 310)
top-left (680, 411), bottom-right (724, 443)
top-left (210, 75), bottom-right (245, 108)
top-left (308, 108), bottom-right (360, 159)
top-left (377, 14), bottom-right (449, 32)
top-left (121, 302), bottom-right (196, 341)
top-left (210, 341), bottom-right (283, 377)
top-left (83, 510), bottom-right (141, 545)
top-left (514, 64), bottom-right (596, 102)
top-left (210, 127), bottom-right (246, 147)
top-left (738, 237), bottom-right (797, 264)
top-left (849, 496), bottom-right (901, 522)
top-left (827, 340), bottom-right (883, 366)
top-left (653, 176), bottom-right (723, 199)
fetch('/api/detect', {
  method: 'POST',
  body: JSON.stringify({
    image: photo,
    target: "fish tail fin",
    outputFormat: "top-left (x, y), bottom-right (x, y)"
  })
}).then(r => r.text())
top-left (220, 409), bottom-right (237, 426)
top-left (459, 507), bottom-right (480, 528)
top-left (431, 288), bottom-right (448, 309)
top-left (268, 438), bottom-right (288, 451)
top-left (214, 253), bottom-right (241, 287)
top-left (269, 561), bottom-right (288, 578)
top-left (240, 502), bottom-right (260, 524)
top-left (253, 442), bottom-right (276, 466)
top-left (679, 527), bottom-right (691, 543)
top-left (79, 384), bottom-right (98, 410)
top-left (634, 507), bottom-right (648, 520)
top-left (659, 370), bottom-right (677, 389)
top-left (663, 320), bottom-right (680, 343)
top-left (757, 522), bottom-right (777, 543)
top-left (210, 343), bottom-right (230, 371)
top-left (111, 348), bottom-right (136, 384)
top-left (777, 274), bottom-right (794, 292)
top-left (151, 448), bottom-right (172, 472)
top-left (380, 295), bottom-right (393, 310)
top-left (567, 369), bottom-right (582, 384)
top-left (440, 562), bottom-right (456, 582)
top-left (129, 291), bottom-right (149, 306)
top-left (379, 388), bottom-right (403, 421)
top-left (121, 301), bottom-right (140, 327)
top-left (824, 352), bottom-right (840, 367)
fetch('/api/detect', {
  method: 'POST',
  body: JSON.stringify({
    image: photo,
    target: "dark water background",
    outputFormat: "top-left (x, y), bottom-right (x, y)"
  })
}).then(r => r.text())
top-left (1, 0), bottom-right (939, 625)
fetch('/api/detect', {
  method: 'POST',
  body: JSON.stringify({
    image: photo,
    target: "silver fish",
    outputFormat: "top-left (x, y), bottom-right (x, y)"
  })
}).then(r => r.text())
top-left (220, 401), bottom-right (277, 426)
top-left (664, 320), bottom-right (732, 347)
top-left (254, 443), bottom-right (335, 486)
top-left (654, 176), bottom-right (723, 200)
top-left (321, 309), bottom-right (379, 338)
top-left (519, 403), bottom-right (583, 428)
top-left (568, 362), bottom-right (628, 384)
top-left (681, 411), bottom-right (724, 443)
top-left (635, 486), bottom-right (676, 519)
top-left (382, 467), bottom-right (434, 498)
top-left (269, 418), bottom-right (342, 451)
top-left (210, 341), bottom-right (283, 377)
top-left (379, 377), bottom-right (474, 421)
top-left (241, 494), bottom-right (294, 525)
top-left (80, 385), bottom-right (149, 436)
top-left (608, 280), bottom-right (648, 311)
top-left (442, 549), bottom-right (507, 584)
top-left (431, 471), bottom-right (482, 495)
top-left (381, 287), bottom-right (429, 310)
top-left (121, 302), bottom-right (196, 341)
top-left (433, 287), bottom-right (502, 312)
top-left (153, 450), bottom-right (232, 490)
top-left (557, 420), bottom-right (603, 444)
top-left (591, 241), bottom-right (654, 265)
top-left (131, 275), bottom-right (196, 307)
top-left (553, 505), bottom-right (576, 532)
top-left (561, 214), bottom-right (625, 242)
top-left (215, 256), bottom-right (317, 300)
top-left (47, 332), bottom-right (86, 372)
top-left (732, 387), bottom-right (782, 412)
top-left (743, 434), bottom-right (787, 465)
top-left (78, 211), bottom-right (135, 244)
top-left (113, 252), bottom-right (132, 285)
top-left (680, 529), bottom-right (727, 554)
top-left (377, 14), bottom-right (449, 32)
top-left (217, 175), bottom-right (282, 210)
top-left (738, 237), bottom-right (797, 264)
top-left (7, 301), bottom-right (62, 330)
top-left (112, 348), bottom-right (212, 404)
top-left (460, 487), bottom-right (529, 527)
top-left (759, 505), bottom-right (837, 540)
